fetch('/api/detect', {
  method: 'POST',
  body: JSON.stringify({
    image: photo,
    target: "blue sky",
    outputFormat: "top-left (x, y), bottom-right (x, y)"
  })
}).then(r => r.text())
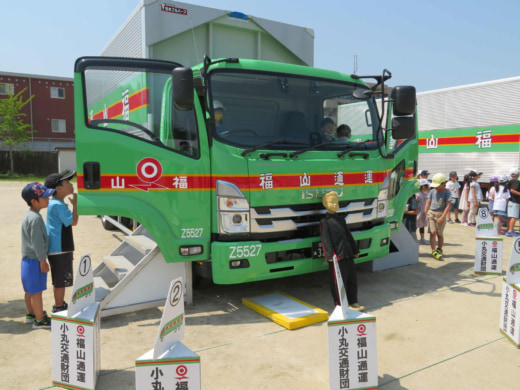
top-left (2, 0), bottom-right (518, 92)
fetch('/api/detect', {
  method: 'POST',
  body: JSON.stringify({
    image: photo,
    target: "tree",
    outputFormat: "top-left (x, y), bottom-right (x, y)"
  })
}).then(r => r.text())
top-left (0, 87), bottom-right (34, 174)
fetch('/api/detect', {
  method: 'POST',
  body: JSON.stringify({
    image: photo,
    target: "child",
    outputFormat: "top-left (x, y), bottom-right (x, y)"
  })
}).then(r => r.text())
top-left (425, 173), bottom-right (452, 260)
top-left (459, 174), bottom-right (471, 226)
top-left (335, 124), bottom-right (351, 143)
top-left (493, 175), bottom-right (510, 234)
top-left (416, 179), bottom-right (430, 245)
top-left (21, 182), bottom-right (55, 329)
top-left (487, 175), bottom-right (498, 219)
top-left (320, 191), bottom-right (364, 311)
top-left (467, 170), bottom-right (483, 227)
top-left (446, 171), bottom-right (461, 223)
top-left (403, 193), bottom-right (418, 241)
top-left (44, 170), bottom-right (78, 313)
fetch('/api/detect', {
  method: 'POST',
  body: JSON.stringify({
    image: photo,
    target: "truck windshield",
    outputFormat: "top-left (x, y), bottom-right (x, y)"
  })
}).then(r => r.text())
top-left (209, 71), bottom-right (380, 149)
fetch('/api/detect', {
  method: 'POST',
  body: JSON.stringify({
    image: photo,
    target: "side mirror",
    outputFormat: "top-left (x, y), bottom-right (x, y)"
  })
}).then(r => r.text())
top-left (172, 68), bottom-right (193, 110)
top-left (391, 86), bottom-right (416, 116)
top-left (391, 117), bottom-right (415, 139)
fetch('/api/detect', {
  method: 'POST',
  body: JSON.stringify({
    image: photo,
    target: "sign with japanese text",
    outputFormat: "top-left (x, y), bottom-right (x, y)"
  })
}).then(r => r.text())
top-left (328, 306), bottom-right (378, 389)
top-left (474, 237), bottom-right (503, 275)
top-left (51, 304), bottom-right (101, 390)
top-left (333, 256), bottom-right (349, 319)
top-left (136, 344), bottom-right (201, 390)
top-left (476, 208), bottom-right (498, 237)
top-left (506, 238), bottom-right (520, 285)
top-left (154, 278), bottom-right (185, 359)
top-left (68, 254), bottom-right (95, 317)
top-left (499, 279), bottom-right (520, 348)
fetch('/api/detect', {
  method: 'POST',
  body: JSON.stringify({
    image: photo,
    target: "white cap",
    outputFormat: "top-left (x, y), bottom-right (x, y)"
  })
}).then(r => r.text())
top-left (214, 100), bottom-right (225, 110)
top-left (509, 168), bottom-right (519, 176)
top-left (498, 175), bottom-right (508, 183)
top-left (419, 179), bottom-right (430, 187)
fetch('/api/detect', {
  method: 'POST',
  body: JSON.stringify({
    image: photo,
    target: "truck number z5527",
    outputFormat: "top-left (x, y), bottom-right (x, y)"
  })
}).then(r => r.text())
top-left (230, 245), bottom-right (262, 259)
top-left (181, 228), bottom-right (204, 238)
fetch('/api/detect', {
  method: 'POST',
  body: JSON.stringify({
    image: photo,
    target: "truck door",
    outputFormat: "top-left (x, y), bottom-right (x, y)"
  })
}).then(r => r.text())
top-left (74, 57), bottom-right (211, 263)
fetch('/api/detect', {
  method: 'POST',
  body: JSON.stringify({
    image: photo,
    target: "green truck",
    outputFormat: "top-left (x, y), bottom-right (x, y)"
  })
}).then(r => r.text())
top-left (75, 56), bottom-right (417, 285)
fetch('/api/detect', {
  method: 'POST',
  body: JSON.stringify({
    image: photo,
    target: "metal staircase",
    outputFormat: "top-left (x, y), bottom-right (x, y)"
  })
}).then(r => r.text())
top-left (93, 224), bottom-right (192, 317)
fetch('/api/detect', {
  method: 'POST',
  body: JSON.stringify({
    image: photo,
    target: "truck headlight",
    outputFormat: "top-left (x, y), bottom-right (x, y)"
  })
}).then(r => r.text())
top-left (377, 176), bottom-right (389, 218)
top-left (216, 180), bottom-right (250, 234)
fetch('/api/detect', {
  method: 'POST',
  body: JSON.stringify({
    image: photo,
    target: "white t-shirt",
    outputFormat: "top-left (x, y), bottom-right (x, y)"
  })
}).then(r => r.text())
top-left (446, 180), bottom-right (460, 199)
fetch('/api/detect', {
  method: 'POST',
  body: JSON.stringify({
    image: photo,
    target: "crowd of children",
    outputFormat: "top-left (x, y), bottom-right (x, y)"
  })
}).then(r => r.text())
top-left (20, 170), bottom-right (78, 329)
top-left (404, 167), bottom-right (520, 260)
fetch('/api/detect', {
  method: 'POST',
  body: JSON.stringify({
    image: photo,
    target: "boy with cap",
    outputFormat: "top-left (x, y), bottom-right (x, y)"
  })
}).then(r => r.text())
top-left (44, 170), bottom-right (78, 312)
top-left (21, 182), bottom-right (55, 328)
top-left (424, 173), bottom-right (452, 260)
top-left (506, 168), bottom-right (520, 237)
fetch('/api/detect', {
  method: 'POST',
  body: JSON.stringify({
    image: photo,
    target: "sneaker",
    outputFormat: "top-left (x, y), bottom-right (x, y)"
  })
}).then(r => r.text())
top-left (506, 231), bottom-right (514, 237)
top-left (447, 219), bottom-right (454, 224)
top-left (436, 248), bottom-right (443, 254)
top-left (455, 219), bottom-right (461, 223)
top-left (514, 232), bottom-right (520, 237)
top-left (52, 301), bottom-right (68, 313)
top-left (26, 311), bottom-right (47, 324)
top-left (432, 250), bottom-right (443, 261)
top-left (349, 303), bottom-right (365, 311)
top-left (419, 238), bottom-right (429, 245)
top-left (461, 222), bottom-right (468, 226)
top-left (33, 315), bottom-right (52, 329)
top-left (468, 223), bottom-right (476, 227)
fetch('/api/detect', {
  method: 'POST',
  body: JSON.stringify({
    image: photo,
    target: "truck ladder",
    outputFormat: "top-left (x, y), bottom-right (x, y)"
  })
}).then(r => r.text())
top-left (93, 224), bottom-right (192, 317)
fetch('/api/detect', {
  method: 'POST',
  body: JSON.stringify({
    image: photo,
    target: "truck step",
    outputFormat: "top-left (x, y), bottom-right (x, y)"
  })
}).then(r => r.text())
top-left (103, 255), bottom-right (135, 279)
top-left (124, 234), bottom-right (157, 254)
top-left (94, 276), bottom-right (111, 302)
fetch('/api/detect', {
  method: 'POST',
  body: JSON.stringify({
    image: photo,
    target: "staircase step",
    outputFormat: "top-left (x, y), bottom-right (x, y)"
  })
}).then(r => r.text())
top-left (94, 276), bottom-right (111, 302)
top-left (103, 255), bottom-right (135, 279)
top-left (124, 234), bottom-right (157, 255)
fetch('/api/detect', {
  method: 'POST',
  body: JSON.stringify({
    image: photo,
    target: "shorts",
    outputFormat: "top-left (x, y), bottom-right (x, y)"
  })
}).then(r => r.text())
top-left (48, 252), bottom-right (74, 288)
top-left (494, 210), bottom-right (507, 217)
top-left (21, 258), bottom-right (47, 295)
top-left (507, 202), bottom-right (520, 219)
top-left (427, 209), bottom-right (446, 235)
top-left (450, 198), bottom-right (459, 211)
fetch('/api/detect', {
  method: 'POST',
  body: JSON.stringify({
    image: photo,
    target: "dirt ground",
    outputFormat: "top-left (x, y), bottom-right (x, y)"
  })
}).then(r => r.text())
top-left (1, 180), bottom-right (520, 390)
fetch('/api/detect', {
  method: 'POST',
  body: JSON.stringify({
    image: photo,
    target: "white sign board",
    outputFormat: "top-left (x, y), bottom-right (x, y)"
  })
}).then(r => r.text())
top-left (328, 306), bottom-right (377, 389)
top-left (153, 278), bottom-right (185, 359)
top-left (52, 304), bottom-right (101, 390)
top-left (506, 238), bottom-right (520, 285)
top-left (333, 256), bottom-right (349, 319)
top-left (136, 344), bottom-right (201, 390)
top-left (499, 279), bottom-right (520, 348)
top-left (474, 237), bottom-right (503, 275)
top-left (68, 254), bottom-right (95, 317)
top-left (476, 208), bottom-right (498, 237)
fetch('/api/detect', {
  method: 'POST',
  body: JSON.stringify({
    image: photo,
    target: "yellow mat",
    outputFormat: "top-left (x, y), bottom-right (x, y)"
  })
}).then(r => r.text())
top-left (242, 291), bottom-right (328, 330)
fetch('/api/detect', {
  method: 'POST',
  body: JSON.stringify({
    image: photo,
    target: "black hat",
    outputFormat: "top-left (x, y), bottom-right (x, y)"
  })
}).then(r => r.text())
top-left (44, 170), bottom-right (76, 189)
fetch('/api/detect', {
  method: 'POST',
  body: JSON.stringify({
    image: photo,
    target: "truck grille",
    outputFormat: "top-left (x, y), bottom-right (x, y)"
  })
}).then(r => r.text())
top-left (251, 198), bottom-right (380, 240)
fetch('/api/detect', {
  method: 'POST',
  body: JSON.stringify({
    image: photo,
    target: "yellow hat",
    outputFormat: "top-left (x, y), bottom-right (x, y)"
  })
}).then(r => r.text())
top-left (431, 173), bottom-right (447, 188)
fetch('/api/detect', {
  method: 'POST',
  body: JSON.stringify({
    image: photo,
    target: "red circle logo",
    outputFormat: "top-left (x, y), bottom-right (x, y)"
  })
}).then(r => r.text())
top-left (77, 325), bottom-right (85, 335)
top-left (176, 365), bottom-right (188, 376)
top-left (136, 158), bottom-right (162, 183)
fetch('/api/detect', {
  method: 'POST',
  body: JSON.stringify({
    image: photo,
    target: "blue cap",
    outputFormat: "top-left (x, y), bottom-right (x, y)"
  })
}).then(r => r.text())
top-left (21, 182), bottom-right (55, 203)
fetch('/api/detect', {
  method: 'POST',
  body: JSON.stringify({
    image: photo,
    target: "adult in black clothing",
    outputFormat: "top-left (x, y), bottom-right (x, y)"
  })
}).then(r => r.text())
top-left (320, 191), bottom-right (365, 311)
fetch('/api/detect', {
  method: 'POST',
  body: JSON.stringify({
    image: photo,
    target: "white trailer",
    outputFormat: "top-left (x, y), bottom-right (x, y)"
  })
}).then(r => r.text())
top-left (417, 76), bottom-right (520, 183)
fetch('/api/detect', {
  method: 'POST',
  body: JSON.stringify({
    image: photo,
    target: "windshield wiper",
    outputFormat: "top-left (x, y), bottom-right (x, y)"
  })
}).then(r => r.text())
top-left (241, 139), bottom-right (306, 157)
top-left (337, 141), bottom-right (370, 157)
top-left (289, 141), bottom-right (333, 158)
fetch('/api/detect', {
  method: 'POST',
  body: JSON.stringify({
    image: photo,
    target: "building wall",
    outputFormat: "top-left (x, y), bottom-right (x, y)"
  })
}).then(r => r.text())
top-left (0, 72), bottom-right (74, 151)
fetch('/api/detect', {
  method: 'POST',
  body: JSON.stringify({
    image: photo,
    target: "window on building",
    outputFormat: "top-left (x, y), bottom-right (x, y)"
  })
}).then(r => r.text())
top-left (52, 119), bottom-right (66, 133)
top-left (0, 83), bottom-right (14, 95)
top-left (51, 87), bottom-right (65, 99)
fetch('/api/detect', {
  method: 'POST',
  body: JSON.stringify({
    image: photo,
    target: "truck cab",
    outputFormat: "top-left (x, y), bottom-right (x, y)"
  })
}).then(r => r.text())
top-left (75, 56), bottom-right (416, 284)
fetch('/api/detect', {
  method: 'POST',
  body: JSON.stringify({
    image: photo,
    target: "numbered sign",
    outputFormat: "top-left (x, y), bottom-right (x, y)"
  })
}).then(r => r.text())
top-left (506, 238), bottom-right (520, 285)
top-left (68, 254), bottom-right (95, 317)
top-left (154, 277), bottom-right (185, 359)
top-left (476, 208), bottom-right (498, 237)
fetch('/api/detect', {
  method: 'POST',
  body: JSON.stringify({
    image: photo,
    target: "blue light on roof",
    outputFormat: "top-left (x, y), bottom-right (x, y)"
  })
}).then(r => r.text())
top-left (228, 11), bottom-right (248, 20)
